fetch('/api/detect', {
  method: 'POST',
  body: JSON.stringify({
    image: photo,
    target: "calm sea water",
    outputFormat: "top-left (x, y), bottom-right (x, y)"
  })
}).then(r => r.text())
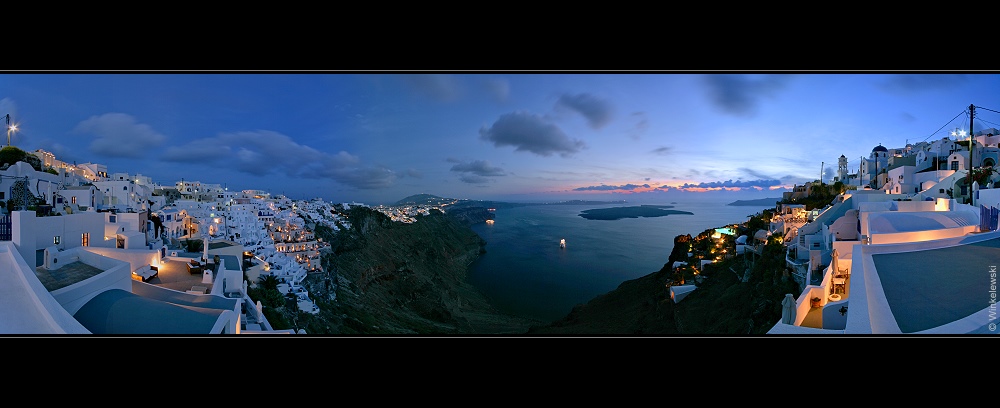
top-left (467, 200), bottom-right (775, 323)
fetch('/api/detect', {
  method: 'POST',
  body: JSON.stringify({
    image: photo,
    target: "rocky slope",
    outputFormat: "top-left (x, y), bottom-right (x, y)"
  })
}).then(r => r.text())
top-left (298, 206), bottom-right (545, 335)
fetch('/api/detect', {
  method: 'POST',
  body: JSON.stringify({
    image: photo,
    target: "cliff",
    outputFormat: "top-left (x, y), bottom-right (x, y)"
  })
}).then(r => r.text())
top-left (299, 206), bottom-right (544, 335)
top-left (442, 206), bottom-right (495, 227)
top-left (282, 203), bottom-right (792, 336)
top-left (529, 223), bottom-right (799, 335)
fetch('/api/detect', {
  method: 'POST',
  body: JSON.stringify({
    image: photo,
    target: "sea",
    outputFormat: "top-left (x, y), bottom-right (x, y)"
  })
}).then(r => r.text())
top-left (467, 199), bottom-right (775, 323)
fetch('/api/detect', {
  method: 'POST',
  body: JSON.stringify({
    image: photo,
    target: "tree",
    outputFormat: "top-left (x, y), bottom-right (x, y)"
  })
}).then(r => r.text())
top-left (832, 181), bottom-right (845, 195)
top-left (970, 166), bottom-right (997, 186)
top-left (0, 146), bottom-right (42, 171)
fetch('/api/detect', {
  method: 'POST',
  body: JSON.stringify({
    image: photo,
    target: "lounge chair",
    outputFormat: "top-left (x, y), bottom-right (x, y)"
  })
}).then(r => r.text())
top-left (133, 265), bottom-right (158, 282)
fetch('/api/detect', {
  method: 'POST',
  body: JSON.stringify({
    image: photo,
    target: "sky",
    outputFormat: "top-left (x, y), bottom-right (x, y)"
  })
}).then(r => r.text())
top-left (2, 72), bottom-right (999, 205)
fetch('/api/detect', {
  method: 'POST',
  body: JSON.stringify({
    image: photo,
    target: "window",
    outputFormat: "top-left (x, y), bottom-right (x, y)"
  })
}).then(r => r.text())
top-left (53, 236), bottom-right (60, 245)
top-left (109, 215), bottom-right (116, 223)
top-left (71, 196), bottom-right (77, 204)
top-left (81, 233), bottom-right (90, 247)
top-left (951, 161), bottom-right (959, 170)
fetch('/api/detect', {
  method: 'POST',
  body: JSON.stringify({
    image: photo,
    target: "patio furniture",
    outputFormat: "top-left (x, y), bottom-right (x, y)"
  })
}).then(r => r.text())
top-left (187, 260), bottom-right (203, 274)
top-left (132, 265), bottom-right (158, 282)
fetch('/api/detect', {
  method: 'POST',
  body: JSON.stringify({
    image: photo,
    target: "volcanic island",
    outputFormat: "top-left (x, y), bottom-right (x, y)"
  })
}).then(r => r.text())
top-left (578, 205), bottom-right (694, 220)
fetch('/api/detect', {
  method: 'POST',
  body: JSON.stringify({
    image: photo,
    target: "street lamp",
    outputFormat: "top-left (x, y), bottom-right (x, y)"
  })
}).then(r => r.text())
top-left (4, 114), bottom-right (17, 147)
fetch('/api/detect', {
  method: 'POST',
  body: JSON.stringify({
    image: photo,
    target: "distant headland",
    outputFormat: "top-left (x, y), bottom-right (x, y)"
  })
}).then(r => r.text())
top-left (726, 197), bottom-right (781, 206)
top-left (579, 205), bottom-right (694, 220)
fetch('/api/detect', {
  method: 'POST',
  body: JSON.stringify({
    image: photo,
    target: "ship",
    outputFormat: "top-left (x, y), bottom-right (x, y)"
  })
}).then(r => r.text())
top-left (559, 238), bottom-right (566, 248)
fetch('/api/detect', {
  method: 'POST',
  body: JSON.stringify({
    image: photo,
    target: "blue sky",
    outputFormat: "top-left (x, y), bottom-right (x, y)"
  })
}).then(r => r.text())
top-left (2, 72), bottom-right (999, 205)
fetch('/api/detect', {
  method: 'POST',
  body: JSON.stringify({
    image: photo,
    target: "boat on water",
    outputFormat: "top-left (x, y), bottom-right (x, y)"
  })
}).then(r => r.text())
top-left (559, 238), bottom-right (566, 248)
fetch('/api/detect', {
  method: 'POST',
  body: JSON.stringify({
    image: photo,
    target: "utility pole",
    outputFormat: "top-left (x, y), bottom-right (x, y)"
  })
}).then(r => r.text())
top-left (968, 104), bottom-right (976, 205)
top-left (4, 114), bottom-right (17, 147)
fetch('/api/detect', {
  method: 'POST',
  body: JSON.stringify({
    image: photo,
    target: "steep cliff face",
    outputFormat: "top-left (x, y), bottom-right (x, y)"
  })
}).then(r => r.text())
top-left (441, 206), bottom-right (495, 227)
top-left (303, 207), bottom-right (544, 335)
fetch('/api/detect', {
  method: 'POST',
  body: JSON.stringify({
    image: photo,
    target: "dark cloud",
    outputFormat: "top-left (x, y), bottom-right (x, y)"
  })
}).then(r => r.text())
top-left (678, 179), bottom-right (781, 189)
top-left (555, 93), bottom-right (614, 129)
top-left (650, 146), bottom-right (672, 156)
top-left (573, 183), bottom-right (650, 191)
top-left (73, 113), bottom-right (166, 158)
top-left (450, 160), bottom-right (506, 177)
top-left (877, 74), bottom-right (968, 94)
top-left (701, 74), bottom-right (793, 117)
top-left (459, 174), bottom-right (491, 184)
top-left (404, 169), bottom-right (422, 178)
top-left (450, 159), bottom-right (506, 184)
top-left (479, 111), bottom-right (585, 157)
top-left (161, 130), bottom-right (392, 190)
top-left (399, 74), bottom-right (463, 102)
top-left (481, 78), bottom-right (510, 103)
top-left (820, 163), bottom-right (834, 182)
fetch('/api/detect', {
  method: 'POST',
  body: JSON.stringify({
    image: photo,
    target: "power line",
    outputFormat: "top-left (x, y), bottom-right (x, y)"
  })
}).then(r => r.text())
top-left (921, 108), bottom-right (968, 143)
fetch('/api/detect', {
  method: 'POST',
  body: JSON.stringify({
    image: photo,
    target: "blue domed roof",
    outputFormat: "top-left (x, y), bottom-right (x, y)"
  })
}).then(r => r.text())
top-left (872, 144), bottom-right (888, 152)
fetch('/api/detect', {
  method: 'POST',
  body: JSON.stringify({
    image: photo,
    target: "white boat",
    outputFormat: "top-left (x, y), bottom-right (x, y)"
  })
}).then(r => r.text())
top-left (559, 239), bottom-right (566, 248)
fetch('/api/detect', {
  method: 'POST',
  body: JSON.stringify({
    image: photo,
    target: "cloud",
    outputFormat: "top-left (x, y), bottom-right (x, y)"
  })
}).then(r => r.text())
top-left (738, 167), bottom-right (778, 181)
top-left (161, 130), bottom-right (393, 190)
top-left (625, 111), bottom-right (649, 140)
top-left (482, 78), bottom-right (510, 103)
top-left (574, 183), bottom-right (650, 191)
top-left (555, 93), bottom-right (614, 129)
top-left (399, 74), bottom-right (463, 102)
top-left (73, 113), bottom-right (166, 158)
top-left (404, 168), bottom-right (422, 178)
top-left (459, 174), bottom-right (491, 184)
top-left (650, 146), bottom-right (672, 156)
top-left (479, 111), bottom-right (585, 157)
top-left (701, 74), bottom-right (793, 117)
top-left (877, 74), bottom-right (968, 94)
top-left (677, 179), bottom-right (782, 189)
top-left (450, 159), bottom-right (506, 184)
